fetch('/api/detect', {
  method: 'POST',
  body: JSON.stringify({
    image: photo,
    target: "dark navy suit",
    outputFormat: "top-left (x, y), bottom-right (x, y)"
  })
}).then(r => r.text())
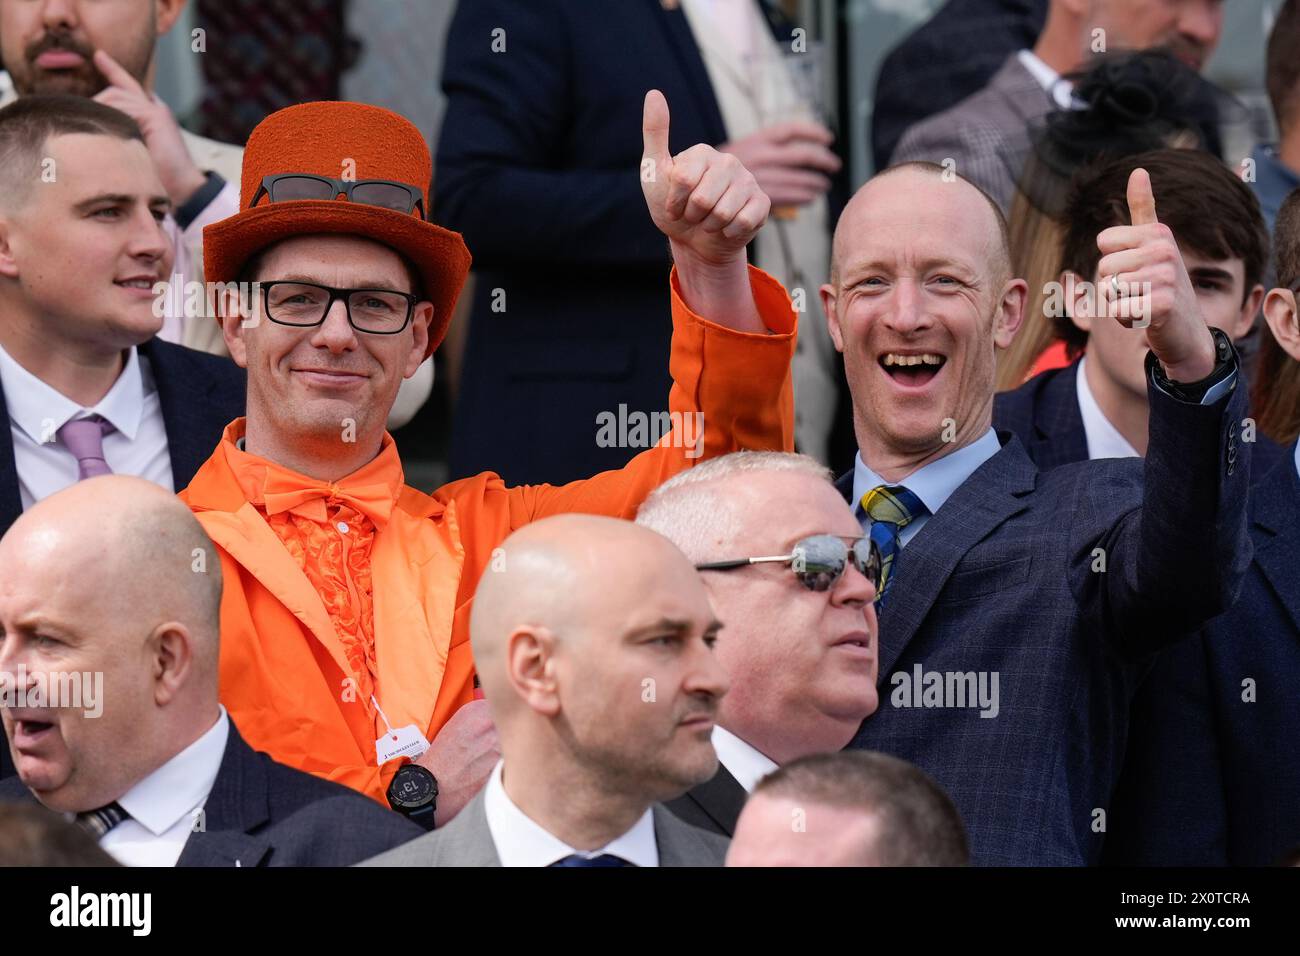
top-left (996, 361), bottom-right (1298, 866)
top-left (0, 337), bottom-right (244, 782)
top-left (838, 374), bottom-right (1250, 866)
top-left (435, 0), bottom-right (792, 485)
top-left (0, 721), bottom-right (421, 866)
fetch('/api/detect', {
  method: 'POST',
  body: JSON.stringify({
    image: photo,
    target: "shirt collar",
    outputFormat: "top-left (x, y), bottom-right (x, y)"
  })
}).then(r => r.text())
top-left (1293, 439), bottom-right (1299, 485)
top-left (115, 707), bottom-right (229, 837)
top-left (1250, 143), bottom-right (1300, 216)
top-left (711, 725), bottom-right (777, 793)
top-left (1017, 49), bottom-right (1075, 110)
top-left (1075, 356), bottom-right (1140, 460)
top-left (0, 343), bottom-right (148, 442)
top-left (484, 761), bottom-right (659, 867)
top-left (852, 428), bottom-right (1002, 519)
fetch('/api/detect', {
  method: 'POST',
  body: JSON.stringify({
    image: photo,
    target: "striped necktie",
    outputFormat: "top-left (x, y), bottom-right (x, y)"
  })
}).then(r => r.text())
top-left (861, 484), bottom-right (928, 607)
top-left (76, 802), bottom-right (128, 839)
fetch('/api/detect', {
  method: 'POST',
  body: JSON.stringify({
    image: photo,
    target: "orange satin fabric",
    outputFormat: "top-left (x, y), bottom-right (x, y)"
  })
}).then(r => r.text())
top-left (182, 265), bottom-right (797, 804)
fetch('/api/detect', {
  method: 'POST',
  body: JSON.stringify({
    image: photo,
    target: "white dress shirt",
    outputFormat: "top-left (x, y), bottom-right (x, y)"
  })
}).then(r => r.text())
top-left (711, 725), bottom-right (777, 793)
top-left (1076, 357), bottom-right (1140, 460)
top-left (98, 708), bottom-right (230, 867)
top-left (483, 761), bottom-right (659, 867)
top-left (1017, 49), bottom-right (1076, 110)
top-left (0, 343), bottom-right (174, 509)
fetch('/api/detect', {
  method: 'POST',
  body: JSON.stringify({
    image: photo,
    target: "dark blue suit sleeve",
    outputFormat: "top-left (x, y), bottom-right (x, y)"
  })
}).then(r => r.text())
top-left (1072, 370), bottom-right (1251, 647)
top-left (434, 0), bottom-right (669, 268)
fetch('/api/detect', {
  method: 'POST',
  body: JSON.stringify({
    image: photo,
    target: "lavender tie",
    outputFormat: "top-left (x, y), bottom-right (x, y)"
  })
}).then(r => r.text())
top-left (58, 416), bottom-right (116, 480)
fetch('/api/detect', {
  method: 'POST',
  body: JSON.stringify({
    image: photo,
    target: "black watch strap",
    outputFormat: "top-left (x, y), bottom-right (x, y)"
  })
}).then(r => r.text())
top-left (1146, 327), bottom-right (1237, 404)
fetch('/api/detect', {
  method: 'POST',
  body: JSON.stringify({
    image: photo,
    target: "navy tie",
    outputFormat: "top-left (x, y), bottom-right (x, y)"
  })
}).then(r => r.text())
top-left (549, 853), bottom-right (634, 867)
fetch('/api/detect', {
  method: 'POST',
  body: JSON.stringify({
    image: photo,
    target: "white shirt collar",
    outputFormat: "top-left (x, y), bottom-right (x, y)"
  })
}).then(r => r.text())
top-left (115, 707), bottom-right (229, 837)
top-left (1017, 49), bottom-right (1076, 110)
top-left (1075, 356), bottom-right (1140, 460)
top-left (0, 342), bottom-right (149, 443)
top-left (483, 761), bottom-right (659, 867)
top-left (1294, 440), bottom-right (1300, 485)
top-left (711, 725), bottom-right (778, 793)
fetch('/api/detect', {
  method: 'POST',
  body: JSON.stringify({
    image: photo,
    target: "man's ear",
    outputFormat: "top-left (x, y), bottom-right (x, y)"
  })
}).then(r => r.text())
top-left (1064, 270), bottom-right (1094, 335)
top-left (1263, 287), bottom-right (1300, 362)
top-left (505, 626), bottom-right (561, 718)
top-left (820, 283), bottom-right (844, 353)
top-left (150, 621), bottom-right (197, 708)
top-left (405, 302), bottom-right (433, 378)
top-left (218, 285), bottom-right (252, 368)
top-left (1233, 283), bottom-right (1266, 341)
top-left (993, 277), bottom-right (1028, 350)
top-left (155, 0), bottom-right (188, 36)
top-left (0, 218), bottom-right (20, 280)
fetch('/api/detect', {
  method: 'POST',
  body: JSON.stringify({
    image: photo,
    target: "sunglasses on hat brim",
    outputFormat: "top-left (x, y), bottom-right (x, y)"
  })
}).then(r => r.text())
top-left (251, 173), bottom-right (427, 220)
top-left (695, 534), bottom-right (881, 592)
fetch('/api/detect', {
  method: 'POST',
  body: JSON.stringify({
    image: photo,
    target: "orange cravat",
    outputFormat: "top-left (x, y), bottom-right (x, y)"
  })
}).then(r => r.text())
top-left (222, 429), bottom-right (406, 716)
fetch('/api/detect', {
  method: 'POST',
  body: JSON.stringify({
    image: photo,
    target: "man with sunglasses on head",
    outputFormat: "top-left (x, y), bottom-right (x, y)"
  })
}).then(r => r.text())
top-left (637, 452), bottom-right (880, 837)
top-left (180, 96), bottom-right (796, 824)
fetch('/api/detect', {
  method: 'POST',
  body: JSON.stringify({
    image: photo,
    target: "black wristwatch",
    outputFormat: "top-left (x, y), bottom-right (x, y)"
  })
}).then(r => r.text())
top-left (1146, 327), bottom-right (1237, 404)
top-left (387, 763), bottom-right (438, 831)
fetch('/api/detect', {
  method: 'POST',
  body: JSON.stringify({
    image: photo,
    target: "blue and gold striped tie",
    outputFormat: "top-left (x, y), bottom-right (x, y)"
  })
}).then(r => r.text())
top-left (861, 485), bottom-right (928, 607)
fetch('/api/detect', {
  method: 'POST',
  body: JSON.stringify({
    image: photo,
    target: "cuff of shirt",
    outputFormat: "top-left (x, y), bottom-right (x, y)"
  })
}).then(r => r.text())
top-left (174, 171), bottom-right (228, 230)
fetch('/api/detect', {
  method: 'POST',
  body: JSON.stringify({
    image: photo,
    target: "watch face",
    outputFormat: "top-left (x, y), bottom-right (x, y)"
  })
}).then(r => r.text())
top-left (390, 767), bottom-right (436, 809)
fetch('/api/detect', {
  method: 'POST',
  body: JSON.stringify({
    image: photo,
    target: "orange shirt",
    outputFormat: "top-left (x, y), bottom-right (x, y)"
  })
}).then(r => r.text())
top-left (182, 265), bottom-right (796, 804)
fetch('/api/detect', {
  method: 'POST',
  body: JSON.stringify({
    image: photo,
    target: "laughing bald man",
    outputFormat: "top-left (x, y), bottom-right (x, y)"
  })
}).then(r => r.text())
top-left (0, 476), bottom-right (421, 866)
top-left (364, 514), bottom-right (731, 867)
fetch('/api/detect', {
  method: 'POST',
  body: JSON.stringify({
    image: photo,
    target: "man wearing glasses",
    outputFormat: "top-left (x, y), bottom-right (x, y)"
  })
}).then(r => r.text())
top-left (181, 96), bottom-right (796, 824)
top-left (637, 452), bottom-right (881, 837)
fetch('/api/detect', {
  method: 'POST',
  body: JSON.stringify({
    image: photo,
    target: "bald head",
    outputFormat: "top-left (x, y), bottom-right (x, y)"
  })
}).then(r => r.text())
top-left (0, 476), bottom-right (224, 812)
top-left (470, 513), bottom-right (728, 806)
top-left (831, 163), bottom-right (1012, 289)
top-left (1, 476), bottom-right (222, 662)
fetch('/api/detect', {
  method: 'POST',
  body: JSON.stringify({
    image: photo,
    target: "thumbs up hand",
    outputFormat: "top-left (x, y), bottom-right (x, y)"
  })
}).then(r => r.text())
top-left (641, 89), bottom-right (770, 266)
top-left (1095, 168), bottom-right (1217, 383)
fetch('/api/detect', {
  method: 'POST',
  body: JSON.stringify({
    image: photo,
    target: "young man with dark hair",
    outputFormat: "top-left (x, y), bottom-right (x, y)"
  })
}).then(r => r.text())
top-left (1250, 0), bottom-right (1300, 232)
top-left (995, 148), bottom-right (1267, 466)
top-left (1105, 188), bottom-right (1300, 866)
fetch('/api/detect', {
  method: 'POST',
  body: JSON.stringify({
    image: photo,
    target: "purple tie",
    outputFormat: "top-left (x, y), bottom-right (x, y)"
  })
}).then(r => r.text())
top-left (58, 416), bottom-right (116, 480)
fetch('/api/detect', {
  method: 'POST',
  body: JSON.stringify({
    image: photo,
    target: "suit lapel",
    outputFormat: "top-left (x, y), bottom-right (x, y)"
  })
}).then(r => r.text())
top-left (681, 764), bottom-right (747, 836)
top-left (1248, 453), bottom-right (1300, 636)
top-left (1030, 361), bottom-right (1089, 469)
top-left (875, 436), bottom-right (1037, 683)
top-left (142, 338), bottom-right (216, 491)
top-left (176, 726), bottom-right (272, 868)
top-left (0, 381), bottom-right (22, 535)
top-left (649, 0), bottom-right (729, 145)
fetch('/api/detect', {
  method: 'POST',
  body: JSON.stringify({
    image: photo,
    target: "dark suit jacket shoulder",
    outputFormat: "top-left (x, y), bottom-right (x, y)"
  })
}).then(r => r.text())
top-left (0, 721), bottom-right (421, 866)
top-left (1105, 446), bottom-right (1300, 865)
top-left (664, 764), bottom-right (747, 837)
top-left (992, 360), bottom-right (1088, 470)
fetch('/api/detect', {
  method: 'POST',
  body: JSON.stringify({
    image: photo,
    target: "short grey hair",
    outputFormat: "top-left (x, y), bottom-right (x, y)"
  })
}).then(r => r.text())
top-left (635, 451), bottom-right (830, 561)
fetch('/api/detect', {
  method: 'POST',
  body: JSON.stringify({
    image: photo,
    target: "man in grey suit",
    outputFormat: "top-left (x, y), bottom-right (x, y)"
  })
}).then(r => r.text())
top-left (890, 0), bottom-right (1222, 211)
top-left (364, 514), bottom-right (731, 867)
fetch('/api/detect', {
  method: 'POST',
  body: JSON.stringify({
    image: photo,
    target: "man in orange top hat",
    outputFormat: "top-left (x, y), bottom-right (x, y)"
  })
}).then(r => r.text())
top-left (181, 91), bottom-right (797, 826)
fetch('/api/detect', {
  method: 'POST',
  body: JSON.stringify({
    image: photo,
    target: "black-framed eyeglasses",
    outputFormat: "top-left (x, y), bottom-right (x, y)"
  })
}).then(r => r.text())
top-left (260, 281), bottom-right (417, 335)
top-left (695, 534), bottom-right (881, 592)
top-left (251, 173), bottom-right (426, 219)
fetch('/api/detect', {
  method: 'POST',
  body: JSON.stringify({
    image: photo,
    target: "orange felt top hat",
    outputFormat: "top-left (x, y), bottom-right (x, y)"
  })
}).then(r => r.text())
top-left (203, 101), bottom-right (471, 356)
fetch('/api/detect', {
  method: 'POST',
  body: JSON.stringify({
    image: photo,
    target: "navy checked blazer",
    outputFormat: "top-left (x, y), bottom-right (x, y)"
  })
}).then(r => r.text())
top-left (838, 374), bottom-right (1251, 866)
